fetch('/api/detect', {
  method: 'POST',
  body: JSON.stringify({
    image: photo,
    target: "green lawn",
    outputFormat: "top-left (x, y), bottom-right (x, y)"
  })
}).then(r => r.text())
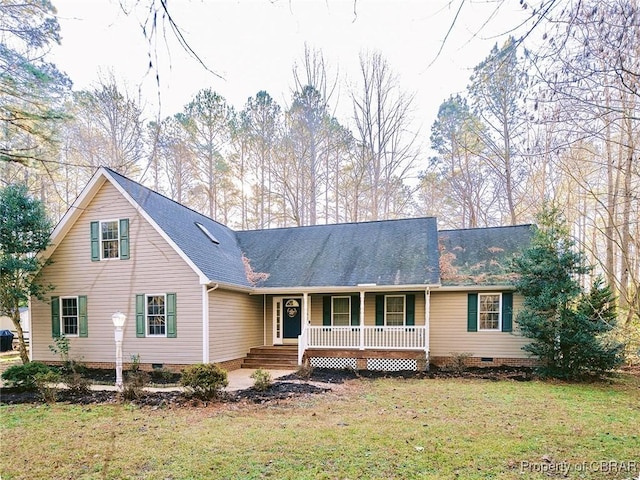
top-left (1, 375), bottom-right (639, 479)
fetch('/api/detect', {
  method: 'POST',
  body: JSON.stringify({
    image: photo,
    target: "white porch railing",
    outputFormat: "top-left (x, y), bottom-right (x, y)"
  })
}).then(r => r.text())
top-left (300, 325), bottom-right (427, 353)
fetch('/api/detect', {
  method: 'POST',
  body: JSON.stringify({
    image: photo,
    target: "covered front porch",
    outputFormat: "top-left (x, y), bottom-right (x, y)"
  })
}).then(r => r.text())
top-left (262, 288), bottom-right (433, 371)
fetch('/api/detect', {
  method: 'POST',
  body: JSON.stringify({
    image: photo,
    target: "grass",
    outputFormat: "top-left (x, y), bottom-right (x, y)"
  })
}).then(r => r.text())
top-left (1, 375), bottom-right (639, 479)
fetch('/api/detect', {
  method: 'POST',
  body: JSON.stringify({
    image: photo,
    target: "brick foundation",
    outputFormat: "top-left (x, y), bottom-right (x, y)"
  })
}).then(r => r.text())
top-left (430, 356), bottom-right (540, 369)
top-left (43, 358), bottom-right (246, 373)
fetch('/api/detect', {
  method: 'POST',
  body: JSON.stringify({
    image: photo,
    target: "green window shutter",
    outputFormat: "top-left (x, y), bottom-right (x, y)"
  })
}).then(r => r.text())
top-left (166, 293), bottom-right (177, 338)
top-left (136, 294), bottom-right (145, 337)
top-left (375, 295), bottom-right (384, 326)
top-left (119, 218), bottom-right (130, 260)
top-left (406, 294), bottom-right (415, 326)
top-left (350, 295), bottom-right (360, 326)
top-left (467, 293), bottom-right (478, 332)
top-left (90, 221), bottom-right (99, 261)
top-left (502, 292), bottom-right (513, 332)
top-left (322, 296), bottom-right (331, 326)
top-left (51, 296), bottom-right (60, 338)
top-left (78, 295), bottom-right (88, 337)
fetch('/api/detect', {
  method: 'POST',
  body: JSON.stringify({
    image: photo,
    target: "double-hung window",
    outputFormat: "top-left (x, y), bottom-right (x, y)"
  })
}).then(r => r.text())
top-left (147, 294), bottom-right (166, 336)
top-left (90, 219), bottom-right (129, 261)
top-left (332, 297), bottom-right (351, 326)
top-left (101, 220), bottom-right (119, 259)
top-left (385, 295), bottom-right (406, 326)
top-left (467, 292), bottom-right (512, 332)
top-left (61, 297), bottom-right (79, 336)
top-left (50, 295), bottom-right (88, 338)
top-left (136, 293), bottom-right (177, 338)
top-left (478, 293), bottom-right (501, 331)
top-left (375, 294), bottom-right (415, 326)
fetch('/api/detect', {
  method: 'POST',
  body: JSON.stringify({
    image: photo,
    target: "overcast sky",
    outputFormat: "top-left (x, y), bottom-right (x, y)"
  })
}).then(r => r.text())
top-left (50, 0), bottom-right (531, 133)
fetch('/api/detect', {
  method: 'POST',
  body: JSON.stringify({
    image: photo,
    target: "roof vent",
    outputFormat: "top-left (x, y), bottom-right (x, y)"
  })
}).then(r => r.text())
top-left (195, 222), bottom-right (220, 244)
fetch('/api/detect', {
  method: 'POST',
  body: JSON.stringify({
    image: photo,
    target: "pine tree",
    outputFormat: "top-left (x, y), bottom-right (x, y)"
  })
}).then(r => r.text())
top-left (513, 207), bottom-right (624, 378)
top-left (0, 184), bottom-right (53, 364)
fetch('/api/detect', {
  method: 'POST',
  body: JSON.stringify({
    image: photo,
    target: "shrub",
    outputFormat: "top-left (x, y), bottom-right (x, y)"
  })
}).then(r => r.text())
top-left (34, 371), bottom-right (61, 403)
top-left (446, 352), bottom-right (472, 374)
top-left (181, 363), bottom-right (228, 400)
top-left (1, 362), bottom-right (55, 389)
top-left (64, 372), bottom-right (91, 395)
top-left (122, 370), bottom-right (150, 401)
top-left (150, 367), bottom-right (175, 383)
top-left (296, 363), bottom-right (314, 381)
top-left (250, 369), bottom-right (272, 391)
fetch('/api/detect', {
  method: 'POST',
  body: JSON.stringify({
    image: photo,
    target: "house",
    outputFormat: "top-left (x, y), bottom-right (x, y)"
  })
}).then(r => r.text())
top-left (30, 167), bottom-right (536, 372)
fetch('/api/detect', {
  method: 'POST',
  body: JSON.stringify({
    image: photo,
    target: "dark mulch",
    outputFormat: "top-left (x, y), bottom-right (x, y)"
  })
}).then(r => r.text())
top-left (0, 366), bottom-right (536, 407)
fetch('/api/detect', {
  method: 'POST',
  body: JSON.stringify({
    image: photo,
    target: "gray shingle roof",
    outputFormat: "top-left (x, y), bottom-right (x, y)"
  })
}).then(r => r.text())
top-left (236, 218), bottom-right (440, 288)
top-left (106, 169), bottom-right (252, 288)
top-left (438, 225), bottom-right (533, 286)
top-left (105, 169), bottom-right (530, 290)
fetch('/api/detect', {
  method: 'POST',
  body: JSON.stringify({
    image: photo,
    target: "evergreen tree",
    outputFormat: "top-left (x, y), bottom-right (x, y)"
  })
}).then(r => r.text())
top-left (513, 207), bottom-right (624, 378)
top-left (0, 184), bottom-right (53, 364)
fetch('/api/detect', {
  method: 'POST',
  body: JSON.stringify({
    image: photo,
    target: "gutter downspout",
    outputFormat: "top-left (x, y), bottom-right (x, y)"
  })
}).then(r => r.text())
top-left (202, 283), bottom-right (219, 363)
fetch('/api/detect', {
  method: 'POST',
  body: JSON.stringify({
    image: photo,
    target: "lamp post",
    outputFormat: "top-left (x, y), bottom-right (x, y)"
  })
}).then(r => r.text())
top-left (112, 312), bottom-right (126, 392)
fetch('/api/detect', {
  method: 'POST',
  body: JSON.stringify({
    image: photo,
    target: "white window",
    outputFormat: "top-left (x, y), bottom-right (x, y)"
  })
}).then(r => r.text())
top-left (385, 295), bottom-right (405, 326)
top-left (147, 294), bottom-right (166, 336)
top-left (101, 220), bottom-right (119, 259)
top-left (479, 293), bottom-right (501, 331)
top-left (61, 297), bottom-right (79, 336)
top-left (332, 296), bottom-right (351, 326)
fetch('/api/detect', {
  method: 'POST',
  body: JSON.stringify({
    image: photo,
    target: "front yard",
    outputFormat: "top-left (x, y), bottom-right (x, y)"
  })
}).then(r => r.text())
top-left (1, 373), bottom-right (639, 479)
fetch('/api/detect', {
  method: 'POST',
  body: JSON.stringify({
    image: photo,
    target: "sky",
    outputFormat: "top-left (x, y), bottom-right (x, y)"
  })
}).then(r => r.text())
top-left (50, 0), bottom-right (533, 134)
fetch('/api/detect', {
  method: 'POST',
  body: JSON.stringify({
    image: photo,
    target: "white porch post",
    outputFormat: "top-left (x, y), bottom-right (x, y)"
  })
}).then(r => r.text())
top-left (298, 293), bottom-right (309, 365)
top-left (425, 288), bottom-right (431, 364)
top-left (359, 291), bottom-right (365, 350)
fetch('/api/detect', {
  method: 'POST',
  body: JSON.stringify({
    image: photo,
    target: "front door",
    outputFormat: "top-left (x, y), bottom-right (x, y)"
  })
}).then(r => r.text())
top-left (283, 298), bottom-right (302, 339)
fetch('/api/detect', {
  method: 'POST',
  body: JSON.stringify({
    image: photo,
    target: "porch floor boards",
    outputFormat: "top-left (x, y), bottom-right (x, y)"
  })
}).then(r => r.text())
top-left (241, 345), bottom-right (298, 369)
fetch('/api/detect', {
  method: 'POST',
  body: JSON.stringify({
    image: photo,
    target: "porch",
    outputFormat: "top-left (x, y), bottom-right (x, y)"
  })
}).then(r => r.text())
top-left (298, 325), bottom-right (429, 371)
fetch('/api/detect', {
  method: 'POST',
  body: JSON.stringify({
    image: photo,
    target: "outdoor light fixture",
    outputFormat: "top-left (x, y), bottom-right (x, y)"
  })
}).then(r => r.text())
top-left (112, 312), bottom-right (126, 391)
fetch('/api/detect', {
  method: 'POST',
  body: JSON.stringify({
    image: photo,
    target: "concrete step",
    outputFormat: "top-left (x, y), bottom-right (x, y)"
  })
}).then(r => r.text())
top-left (240, 363), bottom-right (298, 370)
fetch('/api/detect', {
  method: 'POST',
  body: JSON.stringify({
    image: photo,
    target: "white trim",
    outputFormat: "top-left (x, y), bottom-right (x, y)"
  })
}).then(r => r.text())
top-left (384, 294), bottom-right (406, 326)
top-left (435, 285), bottom-right (516, 292)
top-left (273, 296), bottom-right (302, 344)
top-left (424, 288), bottom-right (430, 361)
top-left (60, 296), bottom-right (80, 337)
top-left (99, 219), bottom-right (120, 260)
top-left (478, 292), bottom-right (502, 331)
top-left (27, 297), bottom-right (33, 361)
top-left (359, 291), bottom-right (365, 350)
top-left (145, 293), bottom-right (168, 337)
top-left (252, 284), bottom-right (440, 295)
top-left (273, 297), bottom-right (282, 344)
top-left (202, 284), bottom-right (218, 363)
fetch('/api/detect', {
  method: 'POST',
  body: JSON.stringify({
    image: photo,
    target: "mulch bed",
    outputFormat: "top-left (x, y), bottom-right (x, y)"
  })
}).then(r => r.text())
top-left (0, 366), bottom-right (537, 407)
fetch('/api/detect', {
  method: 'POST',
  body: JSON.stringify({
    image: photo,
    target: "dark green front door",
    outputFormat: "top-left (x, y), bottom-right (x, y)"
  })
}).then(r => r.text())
top-left (283, 298), bottom-right (302, 339)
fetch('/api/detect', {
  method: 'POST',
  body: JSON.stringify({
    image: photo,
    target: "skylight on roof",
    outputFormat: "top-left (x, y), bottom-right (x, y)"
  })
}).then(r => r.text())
top-left (195, 222), bottom-right (220, 244)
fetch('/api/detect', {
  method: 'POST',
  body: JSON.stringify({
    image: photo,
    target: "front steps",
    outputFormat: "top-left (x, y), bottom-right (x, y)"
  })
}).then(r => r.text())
top-left (241, 345), bottom-right (299, 369)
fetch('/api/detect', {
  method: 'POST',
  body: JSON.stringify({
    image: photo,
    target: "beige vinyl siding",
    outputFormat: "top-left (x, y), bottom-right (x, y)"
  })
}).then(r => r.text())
top-left (429, 291), bottom-right (529, 358)
top-left (308, 292), bottom-right (426, 326)
top-left (209, 289), bottom-right (263, 362)
top-left (31, 181), bottom-right (203, 365)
